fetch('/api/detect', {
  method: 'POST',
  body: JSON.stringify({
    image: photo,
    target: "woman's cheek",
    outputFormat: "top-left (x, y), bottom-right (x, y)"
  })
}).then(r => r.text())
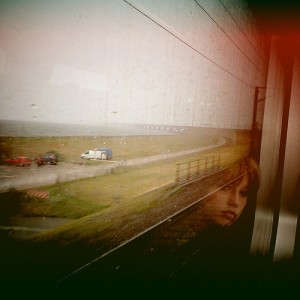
top-left (237, 198), bottom-right (247, 215)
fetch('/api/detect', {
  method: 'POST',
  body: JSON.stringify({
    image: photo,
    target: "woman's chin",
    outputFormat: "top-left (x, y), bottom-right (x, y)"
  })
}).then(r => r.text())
top-left (214, 217), bottom-right (236, 227)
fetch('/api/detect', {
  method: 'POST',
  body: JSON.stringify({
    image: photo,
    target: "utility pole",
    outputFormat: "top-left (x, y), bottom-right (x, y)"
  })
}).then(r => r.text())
top-left (250, 86), bottom-right (266, 161)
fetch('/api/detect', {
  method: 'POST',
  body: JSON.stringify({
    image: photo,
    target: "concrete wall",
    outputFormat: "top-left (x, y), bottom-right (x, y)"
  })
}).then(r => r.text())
top-left (0, 0), bottom-right (267, 129)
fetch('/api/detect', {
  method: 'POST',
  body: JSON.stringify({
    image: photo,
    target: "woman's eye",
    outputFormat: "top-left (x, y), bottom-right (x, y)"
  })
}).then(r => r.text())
top-left (221, 185), bottom-right (230, 191)
top-left (240, 190), bottom-right (248, 197)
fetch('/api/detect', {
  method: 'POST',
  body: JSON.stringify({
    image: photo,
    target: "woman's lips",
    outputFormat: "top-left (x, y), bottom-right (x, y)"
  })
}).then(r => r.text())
top-left (222, 211), bottom-right (237, 220)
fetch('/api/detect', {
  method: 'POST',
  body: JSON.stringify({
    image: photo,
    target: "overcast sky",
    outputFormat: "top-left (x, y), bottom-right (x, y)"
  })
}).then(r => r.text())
top-left (0, 0), bottom-right (267, 128)
top-left (0, 0), bottom-right (201, 126)
top-left (0, 0), bottom-right (123, 124)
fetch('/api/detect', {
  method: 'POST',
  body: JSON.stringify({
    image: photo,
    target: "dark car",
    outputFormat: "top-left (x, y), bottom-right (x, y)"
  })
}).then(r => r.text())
top-left (35, 154), bottom-right (58, 166)
top-left (5, 156), bottom-right (32, 166)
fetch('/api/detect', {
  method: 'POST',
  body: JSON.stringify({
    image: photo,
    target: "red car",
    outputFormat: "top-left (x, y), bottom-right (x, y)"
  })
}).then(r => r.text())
top-left (5, 156), bottom-right (32, 166)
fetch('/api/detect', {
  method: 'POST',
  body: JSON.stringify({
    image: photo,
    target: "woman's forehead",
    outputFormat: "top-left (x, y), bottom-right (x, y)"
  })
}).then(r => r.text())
top-left (238, 175), bottom-right (249, 187)
top-left (224, 175), bottom-right (249, 188)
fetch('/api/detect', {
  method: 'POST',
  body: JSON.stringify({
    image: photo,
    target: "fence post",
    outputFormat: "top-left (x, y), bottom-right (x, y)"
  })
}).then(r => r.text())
top-left (187, 161), bottom-right (191, 180)
top-left (175, 154), bottom-right (221, 185)
top-left (176, 163), bottom-right (180, 183)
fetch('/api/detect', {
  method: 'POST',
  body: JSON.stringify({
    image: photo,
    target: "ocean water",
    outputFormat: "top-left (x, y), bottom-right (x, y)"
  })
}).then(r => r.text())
top-left (0, 120), bottom-right (177, 137)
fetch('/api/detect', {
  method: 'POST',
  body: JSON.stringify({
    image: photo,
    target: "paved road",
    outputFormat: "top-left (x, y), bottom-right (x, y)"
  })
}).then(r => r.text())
top-left (0, 161), bottom-right (117, 192)
top-left (0, 137), bottom-right (227, 193)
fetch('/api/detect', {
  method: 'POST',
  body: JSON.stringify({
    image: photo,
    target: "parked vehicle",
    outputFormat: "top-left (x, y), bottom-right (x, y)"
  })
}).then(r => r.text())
top-left (5, 156), bottom-right (32, 166)
top-left (80, 148), bottom-right (112, 160)
top-left (35, 153), bottom-right (58, 165)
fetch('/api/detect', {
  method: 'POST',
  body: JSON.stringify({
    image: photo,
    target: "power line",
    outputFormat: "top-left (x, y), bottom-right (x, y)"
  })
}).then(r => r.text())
top-left (194, 0), bottom-right (260, 69)
top-left (122, 0), bottom-right (256, 89)
top-left (218, 0), bottom-right (266, 62)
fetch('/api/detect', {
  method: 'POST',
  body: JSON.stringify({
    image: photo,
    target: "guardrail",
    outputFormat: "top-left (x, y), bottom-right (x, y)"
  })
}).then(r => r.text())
top-left (176, 154), bottom-right (221, 184)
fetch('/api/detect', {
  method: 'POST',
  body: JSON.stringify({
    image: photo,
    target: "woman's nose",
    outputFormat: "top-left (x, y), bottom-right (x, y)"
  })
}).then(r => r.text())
top-left (227, 190), bottom-right (239, 207)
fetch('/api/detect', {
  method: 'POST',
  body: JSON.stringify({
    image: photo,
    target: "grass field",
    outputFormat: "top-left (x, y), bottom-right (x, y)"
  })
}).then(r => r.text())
top-left (0, 127), bottom-right (242, 163)
top-left (30, 144), bottom-right (249, 245)
top-left (20, 143), bottom-right (247, 218)
top-left (1, 128), bottom-right (251, 244)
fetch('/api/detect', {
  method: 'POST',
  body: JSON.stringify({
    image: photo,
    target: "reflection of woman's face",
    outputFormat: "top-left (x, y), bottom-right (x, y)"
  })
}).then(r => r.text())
top-left (202, 176), bottom-right (249, 227)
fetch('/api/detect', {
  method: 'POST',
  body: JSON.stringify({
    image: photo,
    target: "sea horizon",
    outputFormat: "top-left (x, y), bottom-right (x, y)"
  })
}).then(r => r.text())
top-left (0, 119), bottom-right (177, 137)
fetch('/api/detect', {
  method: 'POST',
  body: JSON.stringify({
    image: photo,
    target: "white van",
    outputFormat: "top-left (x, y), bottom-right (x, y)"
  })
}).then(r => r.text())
top-left (80, 148), bottom-right (112, 160)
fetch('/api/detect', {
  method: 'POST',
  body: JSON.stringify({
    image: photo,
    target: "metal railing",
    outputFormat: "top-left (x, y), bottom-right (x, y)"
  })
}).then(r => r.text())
top-left (176, 154), bottom-right (221, 184)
